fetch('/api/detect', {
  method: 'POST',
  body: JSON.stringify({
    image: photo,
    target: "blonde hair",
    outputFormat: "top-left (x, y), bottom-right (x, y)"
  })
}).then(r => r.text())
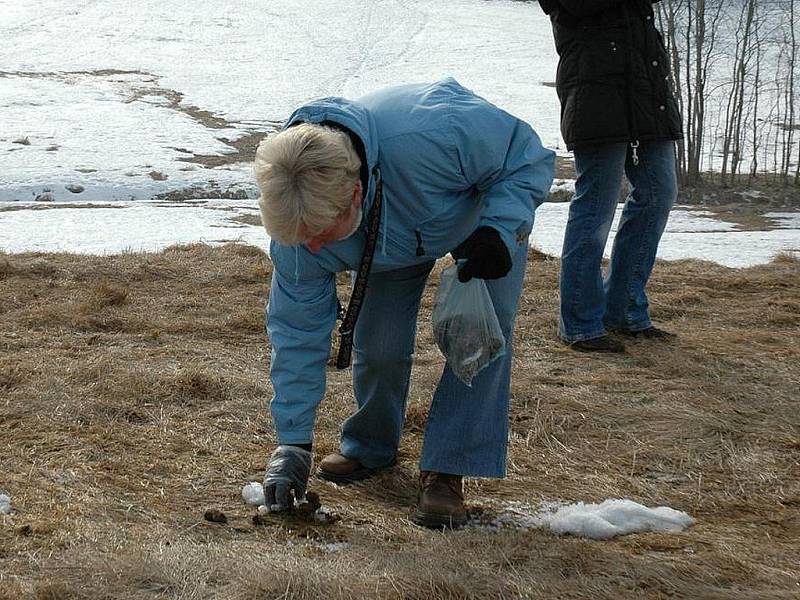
top-left (255, 123), bottom-right (361, 245)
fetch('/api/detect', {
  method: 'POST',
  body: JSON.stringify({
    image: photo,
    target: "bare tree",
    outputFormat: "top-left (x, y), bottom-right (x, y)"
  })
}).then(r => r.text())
top-left (720, 0), bottom-right (757, 185)
top-left (657, 0), bottom-right (687, 180)
top-left (661, 0), bottom-right (723, 184)
top-left (784, 0), bottom-right (797, 185)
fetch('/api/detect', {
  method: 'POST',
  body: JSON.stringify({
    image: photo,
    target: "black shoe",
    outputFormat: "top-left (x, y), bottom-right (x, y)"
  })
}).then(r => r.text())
top-left (615, 326), bottom-right (676, 340)
top-left (569, 336), bottom-right (625, 353)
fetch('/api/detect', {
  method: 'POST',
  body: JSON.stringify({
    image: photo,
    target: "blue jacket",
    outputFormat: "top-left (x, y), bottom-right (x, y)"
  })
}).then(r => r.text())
top-left (266, 78), bottom-right (555, 444)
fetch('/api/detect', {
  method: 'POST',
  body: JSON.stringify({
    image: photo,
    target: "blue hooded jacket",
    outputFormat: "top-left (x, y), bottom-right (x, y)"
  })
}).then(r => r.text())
top-left (265, 78), bottom-right (555, 444)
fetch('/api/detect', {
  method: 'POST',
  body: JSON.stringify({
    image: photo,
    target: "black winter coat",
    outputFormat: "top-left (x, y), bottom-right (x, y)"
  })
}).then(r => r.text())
top-left (540, 0), bottom-right (682, 150)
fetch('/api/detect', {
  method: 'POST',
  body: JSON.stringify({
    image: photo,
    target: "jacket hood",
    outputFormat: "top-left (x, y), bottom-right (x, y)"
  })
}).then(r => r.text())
top-left (285, 97), bottom-right (380, 215)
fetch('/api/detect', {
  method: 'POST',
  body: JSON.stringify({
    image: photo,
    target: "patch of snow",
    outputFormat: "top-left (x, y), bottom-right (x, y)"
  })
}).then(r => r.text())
top-left (0, 494), bottom-right (11, 515)
top-left (0, 199), bottom-right (268, 254)
top-left (543, 499), bottom-right (695, 540)
top-left (736, 190), bottom-right (765, 199)
top-left (469, 498), bottom-right (694, 540)
top-left (319, 541), bottom-right (350, 553)
top-left (0, 199), bottom-right (797, 267)
top-left (242, 482), bottom-right (265, 506)
top-left (0, 0), bottom-right (561, 199)
top-left (530, 203), bottom-right (798, 267)
top-left (765, 212), bottom-right (800, 229)
top-left (550, 179), bottom-right (575, 193)
top-left (0, 73), bottom-right (254, 202)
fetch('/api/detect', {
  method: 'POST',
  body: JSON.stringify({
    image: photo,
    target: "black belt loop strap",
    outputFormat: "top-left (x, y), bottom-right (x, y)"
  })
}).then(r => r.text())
top-left (335, 167), bottom-right (382, 369)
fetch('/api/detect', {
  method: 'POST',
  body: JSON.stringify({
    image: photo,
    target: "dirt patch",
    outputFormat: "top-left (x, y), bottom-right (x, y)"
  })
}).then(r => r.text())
top-left (554, 155), bottom-right (574, 179)
top-left (697, 203), bottom-right (791, 231)
top-left (178, 132), bottom-right (269, 168)
top-left (228, 213), bottom-right (262, 227)
top-left (0, 245), bottom-right (798, 599)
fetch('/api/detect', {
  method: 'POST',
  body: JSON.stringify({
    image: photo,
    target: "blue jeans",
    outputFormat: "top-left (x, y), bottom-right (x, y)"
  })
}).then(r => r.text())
top-left (339, 234), bottom-right (530, 478)
top-left (559, 141), bottom-right (677, 343)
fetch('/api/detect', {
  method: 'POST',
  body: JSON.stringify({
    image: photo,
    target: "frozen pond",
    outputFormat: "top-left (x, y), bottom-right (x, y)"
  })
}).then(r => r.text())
top-left (0, 0), bottom-right (561, 202)
top-left (1, 200), bottom-right (797, 269)
top-left (2, 1), bottom-right (798, 267)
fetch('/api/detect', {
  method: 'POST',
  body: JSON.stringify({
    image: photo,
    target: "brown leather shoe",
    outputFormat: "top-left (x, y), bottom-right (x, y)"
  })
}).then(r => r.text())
top-left (318, 453), bottom-right (374, 484)
top-left (412, 471), bottom-right (468, 529)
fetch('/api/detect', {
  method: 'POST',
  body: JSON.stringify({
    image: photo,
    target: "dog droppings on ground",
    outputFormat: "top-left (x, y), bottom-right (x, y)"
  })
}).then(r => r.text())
top-left (203, 509), bottom-right (227, 524)
top-left (247, 488), bottom-right (339, 526)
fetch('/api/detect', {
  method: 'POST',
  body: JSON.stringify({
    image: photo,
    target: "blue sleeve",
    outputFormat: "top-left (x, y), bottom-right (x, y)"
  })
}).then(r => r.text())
top-left (451, 104), bottom-right (556, 255)
top-left (266, 244), bottom-right (337, 444)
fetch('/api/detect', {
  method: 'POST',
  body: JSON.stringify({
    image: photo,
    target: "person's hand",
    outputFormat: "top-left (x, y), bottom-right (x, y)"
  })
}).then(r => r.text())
top-left (454, 226), bottom-right (512, 283)
top-left (263, 445), bottom-right (312, 512)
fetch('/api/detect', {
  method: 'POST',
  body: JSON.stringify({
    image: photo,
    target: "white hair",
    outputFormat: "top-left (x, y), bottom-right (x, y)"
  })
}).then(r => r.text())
top-left (254, 123), bottom-right (361, 245)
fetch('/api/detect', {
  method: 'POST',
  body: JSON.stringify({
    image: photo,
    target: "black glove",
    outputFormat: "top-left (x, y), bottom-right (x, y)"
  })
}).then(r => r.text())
top-left (263, 445), bottom-right (312, 511)
top-left (453, 226), bottom-right (512, 283)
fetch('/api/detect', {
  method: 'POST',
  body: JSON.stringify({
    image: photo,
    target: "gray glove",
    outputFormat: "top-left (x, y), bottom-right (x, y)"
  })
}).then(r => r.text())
top-left (263, 445), bottom-right (312, 512)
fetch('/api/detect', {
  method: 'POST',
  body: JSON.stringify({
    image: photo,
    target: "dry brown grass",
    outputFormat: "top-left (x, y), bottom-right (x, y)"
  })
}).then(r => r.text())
top-left (1, 244), bottom-right (798, 599)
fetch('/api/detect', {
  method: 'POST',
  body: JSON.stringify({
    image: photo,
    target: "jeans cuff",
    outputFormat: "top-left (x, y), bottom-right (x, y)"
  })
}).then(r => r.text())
top-left (558, 328), bottom-right (607, 344)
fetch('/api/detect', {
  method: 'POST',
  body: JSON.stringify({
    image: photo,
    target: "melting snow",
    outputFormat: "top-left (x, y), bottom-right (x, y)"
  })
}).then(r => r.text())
top-left (544, 499), bottom-right (695, 539)
top-left (1, 200), bottom-right (797, 267)
top-left (0, 494), bottom-right (11, 515)
top-left (471, 499), bottom-right (694, 540)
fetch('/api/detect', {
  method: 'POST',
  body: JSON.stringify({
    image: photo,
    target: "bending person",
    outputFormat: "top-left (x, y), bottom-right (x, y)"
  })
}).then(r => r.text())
top-left (255, 78), bottom-right (554, 528)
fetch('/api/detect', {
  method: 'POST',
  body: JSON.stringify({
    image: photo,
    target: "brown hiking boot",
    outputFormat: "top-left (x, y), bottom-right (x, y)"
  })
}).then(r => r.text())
top-left (318, 453), bottom-right (397, 484)
top-left (318, 453), bottom-right (372, 484)
top-left (412, 471), bottom-right (468, 529)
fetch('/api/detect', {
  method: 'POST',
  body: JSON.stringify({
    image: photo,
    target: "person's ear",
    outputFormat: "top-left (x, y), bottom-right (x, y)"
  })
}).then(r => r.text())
top-left (352, 180), bottom-right (363, 208)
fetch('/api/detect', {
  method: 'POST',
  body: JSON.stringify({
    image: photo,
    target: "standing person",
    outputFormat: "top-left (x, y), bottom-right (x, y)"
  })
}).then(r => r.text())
top-left (254, 78), bottom-right (554, 528)
top-left (540, 0), bottom-right (682, 352)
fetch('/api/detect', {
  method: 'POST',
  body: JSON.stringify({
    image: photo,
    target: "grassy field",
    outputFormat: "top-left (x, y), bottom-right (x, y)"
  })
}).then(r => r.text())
top-left (1, 244), bottom-right (798, 599)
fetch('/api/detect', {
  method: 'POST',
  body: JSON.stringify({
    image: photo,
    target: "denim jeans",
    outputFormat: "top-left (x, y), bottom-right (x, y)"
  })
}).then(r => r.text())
top-left (339, 234), bottom-right (530, 478)
top-left (559, 141), bottom-right (677, 343)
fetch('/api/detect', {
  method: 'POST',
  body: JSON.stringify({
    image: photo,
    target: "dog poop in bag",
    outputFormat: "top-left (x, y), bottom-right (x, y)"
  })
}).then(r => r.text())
top-left (432, 263), bottom-right (506, 386)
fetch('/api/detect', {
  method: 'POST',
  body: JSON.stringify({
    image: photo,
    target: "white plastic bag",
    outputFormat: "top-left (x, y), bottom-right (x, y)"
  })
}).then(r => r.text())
top-left (431, 262), bottom-right (506, 386)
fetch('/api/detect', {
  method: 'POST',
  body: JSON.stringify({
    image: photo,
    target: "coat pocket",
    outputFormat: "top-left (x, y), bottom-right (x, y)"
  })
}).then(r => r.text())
top-left (578, 32), bottom-right (627, 83)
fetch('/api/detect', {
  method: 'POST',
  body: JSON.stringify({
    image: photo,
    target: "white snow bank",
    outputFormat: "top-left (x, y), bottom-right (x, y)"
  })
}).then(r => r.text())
top-left (2, 200), bottom-right (797, 267)
top-left (765, 212), bottom-right (800, 229)
top-left (472, 499), bottom-right (694, 540)
top-left (550, 178), bottom-right (575, 194)
top-left (0, 199), bottom-right (269, 255)
top-left (0, 494), bottom-right (11, 515)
